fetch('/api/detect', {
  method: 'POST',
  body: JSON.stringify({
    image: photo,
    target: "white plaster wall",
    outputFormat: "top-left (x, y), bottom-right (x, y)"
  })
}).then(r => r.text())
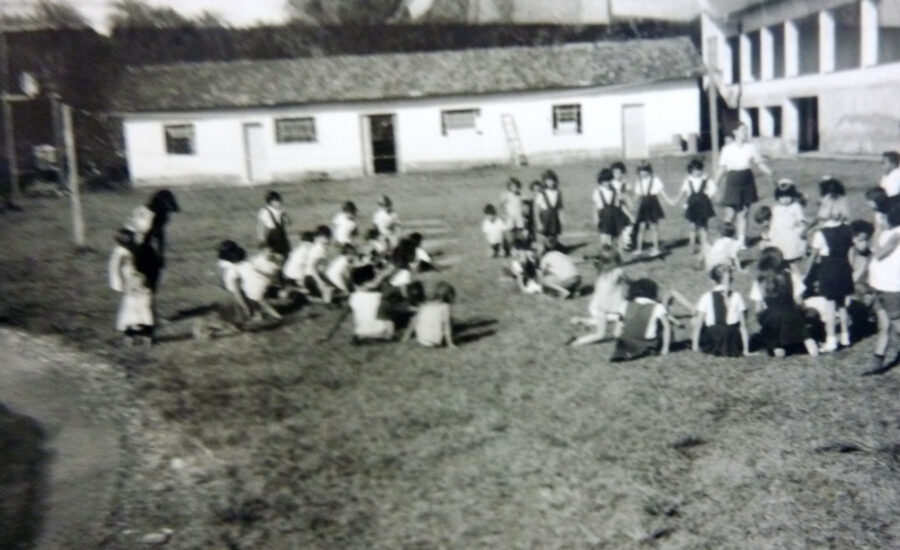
top-left (123, 79), bottom-right (699, 186)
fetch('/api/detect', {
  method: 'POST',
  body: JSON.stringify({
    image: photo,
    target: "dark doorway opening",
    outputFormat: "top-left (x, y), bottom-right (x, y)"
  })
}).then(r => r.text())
top-left (793, 97), bottom-right (818, 152)
top-left (368, 114), bottom-right (397, 174)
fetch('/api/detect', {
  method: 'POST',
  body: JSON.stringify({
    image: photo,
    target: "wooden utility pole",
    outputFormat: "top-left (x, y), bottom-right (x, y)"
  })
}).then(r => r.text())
top-left (706, 36), bottom-right (720, 170)
top-left (0, 28), bottom-right (20, 206)
top-left (63, 104), bottom-right (85, 246)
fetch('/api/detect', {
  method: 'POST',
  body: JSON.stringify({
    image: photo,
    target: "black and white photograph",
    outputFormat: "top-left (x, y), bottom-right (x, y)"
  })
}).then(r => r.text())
top-left (1, 0), bottom-right (899, 548)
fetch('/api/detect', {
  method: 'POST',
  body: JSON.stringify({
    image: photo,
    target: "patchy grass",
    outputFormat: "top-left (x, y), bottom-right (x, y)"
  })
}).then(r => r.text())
top-left (1, 156), bottom-right (899, 549)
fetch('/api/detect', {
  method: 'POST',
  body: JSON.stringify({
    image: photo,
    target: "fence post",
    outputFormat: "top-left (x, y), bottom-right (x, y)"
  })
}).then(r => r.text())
top-left (63, 104), bottom-right (85, 247)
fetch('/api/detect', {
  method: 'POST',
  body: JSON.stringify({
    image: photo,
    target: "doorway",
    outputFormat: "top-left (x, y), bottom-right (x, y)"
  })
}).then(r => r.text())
top-left (367, 114), bottom-right (397, 174)
top-left (793, 96), bottom-right (818, 152)
top-left (243, 123), bottom-right (268, 183)
top-left (621, 104), bottom-right (648, 159)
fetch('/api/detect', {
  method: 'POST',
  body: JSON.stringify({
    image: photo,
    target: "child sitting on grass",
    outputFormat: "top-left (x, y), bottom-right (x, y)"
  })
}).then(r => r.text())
top-left (570, 245), bottom-right (627, 346)
top-left (325, 243), bottom-right (356, 298)
top-left (283, 231), bottom-right (314, 289)
top-left (332, 200), bottom-right (358, 246)
top-left (403, 281), bottom-right (457, 348)
top-left (703, 222), bottom-right (743, 273)
top-left (303, 225), bottom-right (334, 304)
top-left (348, 264), bottom-right (396, 342)
top-left (692, 264), bottom-right (750, 357)
top-left (217, 240), bottom-right (283, 324)
top-left (610, 278), bottom-right (671, 361)
top-left (482, 204), bottom-right (508, 257)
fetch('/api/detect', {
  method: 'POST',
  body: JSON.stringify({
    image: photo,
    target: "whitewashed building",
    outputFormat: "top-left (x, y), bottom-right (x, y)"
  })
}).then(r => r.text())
top-left (113, 38), bottom-right (701, 186)
top-left (702, 0), bottom-right (900, 156)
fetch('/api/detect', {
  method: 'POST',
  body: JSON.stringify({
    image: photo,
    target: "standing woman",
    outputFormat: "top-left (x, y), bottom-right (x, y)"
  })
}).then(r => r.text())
top-left (714, 123), bottom-right (773, 247)
top-left (534, 169), bottom-right (564, 249)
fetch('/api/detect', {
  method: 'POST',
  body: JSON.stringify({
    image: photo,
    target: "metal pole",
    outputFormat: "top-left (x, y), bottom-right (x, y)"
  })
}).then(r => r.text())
top-left (63, 104), bottom-right (85, 246)
top-left (706, 36), bottom-right (720, 170)
top-left (0, 29), bottom-right (20, 206)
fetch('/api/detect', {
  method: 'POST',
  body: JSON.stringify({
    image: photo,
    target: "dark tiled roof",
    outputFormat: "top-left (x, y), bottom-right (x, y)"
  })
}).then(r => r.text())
top-left (112, 37), bottom-right (701, 112)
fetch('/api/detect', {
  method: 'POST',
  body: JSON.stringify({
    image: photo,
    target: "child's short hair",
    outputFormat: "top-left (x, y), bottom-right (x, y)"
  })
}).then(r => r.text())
top-left (757, 246), bottom-right (785, 272)
top-left (887, 200), bottom-right (900, 228)
top-left (687, 158), bottom-right (704, 173)
top-left (597, 168), bottom-right (613, 183)
top-left (818, 178), bottom-right (845, 198)
top-left (343, 201), bottom-right (357, 215)
top-left (592, 244), bottom-right (622, 273)
top-left (366, 227), bottom-right (380, 240)
top-left (865, 186), bottom-right (888, 212)
top-left (507, 177), bottom-right (522, 190)
top-left (351, 264), bottom-right (376, 287)
top-left (378, 195), bottom-right (393, 208)
top-left (709, 263), bottom-right (732, 283)
top-left (408, 232), bottom-right (424, 246)
top-left (817, 195), bottom-right (850, 222)
top-left (265, 191), bottom-right (282, 203)
top-left (217, 239), bottom-right (246, 263)
top-left (626, 278), bottom-right (658, 301)
top-left (542, 169), bottom-right (558, 185)
top-left (340, 243), bottom-right (356, 255)
top-left (850, 219), bottom-right (875, 239)
top-left (299, 231), bottom-right (314, 243)
top-left (774, 179), bottom-right (801, 202)
top-left (148, 189), bottom-right (179, 214)
top-left (883, 150), bottom-right (900, 167)
top-left (392, 245), bottom-right (412, 268)
top-left (760, 269), bottom-right (792, 302)
top-left (529, 180), bottom-right (543, 191)
top-left (434, 281), bottom-right (456, 304)
top-left (513, 237), bottom-right (532, 251)
top-left (483, 204), bottom-right (497, 216)
top-left (636, 161), bottom-right (653, 175)
top-left (115, 227), bottom-right (136, 247)
top-left (753, 205), bottom-right (772, 225)
top-left (407, 281), bottom-right (426, 306)
top-left (610, 161), bottom-right (626, 174)
top-left (720, 222), bottom-right (737, 238)
top-left (316, 225), bottom-right (332, 239)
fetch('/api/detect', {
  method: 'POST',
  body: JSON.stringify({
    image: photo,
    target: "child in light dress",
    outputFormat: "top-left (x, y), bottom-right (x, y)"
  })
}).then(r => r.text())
top-left (668, 158), bottom-right (716, 253)
top-left (703, 222), bottom-right (743, 273)
top-left (348, 264), bottom-right (396, 342)
top-left (482, 204), bottom-right (508, 257)
top-left (403, 281), bottom-right (457, 348)
top-left (325, 243), bottom-right (356, 297)
top-left (866, 201), bottom-right (900, 373)
top-left (538, 249), bottom-right (582, 299)
top-left (332, 201), bottom-right (358, 246)
top-left (373, 195), bottom-right (400, 250)
top-left (283, 231), bottom-right (314, 288)
top-left (767, 179), bottom-right (808, 273)
top-left (302, 225), bottom-right (334, 303)
top-left (109, 228), bottom-right (154, 345)
top-left (216, 240), bottom-right (283, 323)
top-left (632, 161), bottom-right (672, 257)
top-left (610, 278), bottom-right (671, 361)
top-left (692, 264), bottom-right (749, 357)
top-left (807, 192), bottom-right (854, 352)
top-left (753, 206), bottom-right (773, 250)
top-left (500, 178), bottom-right (525, 241)
top-left (569, 245), bottom-right (627, 346)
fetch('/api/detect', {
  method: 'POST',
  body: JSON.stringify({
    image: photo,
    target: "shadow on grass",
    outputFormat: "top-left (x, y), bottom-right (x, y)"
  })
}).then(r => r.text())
top-left (0, 403), bottom-right (48, 550)
top-left (561, 241), bottom-right (590, 255)
top-left (453, 317), bottom-right (499, 346)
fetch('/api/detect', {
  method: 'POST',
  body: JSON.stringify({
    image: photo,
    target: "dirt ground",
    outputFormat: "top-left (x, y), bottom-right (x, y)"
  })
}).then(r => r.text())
top-left (1, 156), bottom-right (899, 549)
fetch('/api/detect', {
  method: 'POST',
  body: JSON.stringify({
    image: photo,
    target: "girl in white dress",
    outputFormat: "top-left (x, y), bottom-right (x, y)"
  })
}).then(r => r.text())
top-left (569, 245), bottom-right (627, 346)
top-left (109, 228), bottom-right (154, 345)
top-left (768, 179), bottom-right (808, 273)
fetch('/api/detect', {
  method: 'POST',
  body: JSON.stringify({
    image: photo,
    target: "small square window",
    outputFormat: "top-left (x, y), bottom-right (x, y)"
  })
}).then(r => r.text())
top-left (441, 109), bottom-right (480, 135)
top-left (553, 104), bottom-right (582, 135)
top-left (276, 117), bottom-right (316, 143)
top-left (164, 124), bottom-right (194, 155)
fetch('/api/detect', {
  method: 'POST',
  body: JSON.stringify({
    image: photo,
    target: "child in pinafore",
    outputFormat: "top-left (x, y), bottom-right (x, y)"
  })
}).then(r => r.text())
top-left (807, 189), bottom-right (854, 352)
top-left (768, 179), bottom-right (808, 273)
top-left (692, 264), bottom-right (750, 357)
top-left (669, 158), bottom-right (716, 253)
top-left (257, 191), bottom-right (291, 259)
top-left (633, 162), bottom-right (671, 257)
top-left (611, 278), bottom-right (671, 361)
top-left (593, 168), bottom-right (631, 252)
top-left (109, 228), bottom-right (154, 345)
top-left (403, 281), bottom-right (457, 348)
top-left (533, 170), bottom-right (564, 248)
top-left (755, 268), bottom-right (818, 357)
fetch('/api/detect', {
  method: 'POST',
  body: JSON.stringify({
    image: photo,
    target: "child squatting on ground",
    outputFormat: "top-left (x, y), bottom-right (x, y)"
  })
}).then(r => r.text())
top-left (403, 281), bottom-right (457, 348)
top-left (692, 264), bottom-right (751, 357)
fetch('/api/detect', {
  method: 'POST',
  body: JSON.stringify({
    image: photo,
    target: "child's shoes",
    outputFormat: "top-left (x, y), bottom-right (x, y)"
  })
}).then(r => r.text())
top-left (839, 332), bottom-right (851, 347)
top-left (819, 337), bottom-right (838, 353)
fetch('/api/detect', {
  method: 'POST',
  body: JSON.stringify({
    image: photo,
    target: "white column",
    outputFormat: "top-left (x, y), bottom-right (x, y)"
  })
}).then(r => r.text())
top-left (819, 10), bottom-right (836, 72)
top-left (761, 26), bottom-right (774, 80)
top-left (785, 19), bottom-right (799, 77)
top-left (861, 0), bottom-right (879, 67)
top-left (740, 33), bottom-right (753, 82)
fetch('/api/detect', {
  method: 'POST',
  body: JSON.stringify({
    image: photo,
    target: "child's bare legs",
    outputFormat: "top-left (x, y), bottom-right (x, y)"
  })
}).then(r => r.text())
top-left (650, 223), bottom-right (660, 253)
top-left (838, 305), bottom-right (850, 346)
top-left (820, 300), bottom-right (838, 352)
top-left (635, 223), bottom-right (646, 253)
top-left (803, 338), bottom-right (819, 357)
top-left (735, 209), bottom-right (748, 246)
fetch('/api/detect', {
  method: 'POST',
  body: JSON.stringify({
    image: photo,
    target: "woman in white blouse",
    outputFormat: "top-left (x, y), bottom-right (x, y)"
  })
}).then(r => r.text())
top-left (714, 123), bottom-right (773, 247)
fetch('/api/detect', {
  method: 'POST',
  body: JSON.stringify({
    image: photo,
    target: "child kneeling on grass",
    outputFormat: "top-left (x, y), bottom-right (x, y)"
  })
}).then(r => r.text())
top-left (610, 278), bottom-right (671, 361)
top-left (691, 264), bottom-right (751, 357)
top-left (403, 281), bottom-right (457, 348)
top-left (217, 240), bottom-right (283, 324)
top-left (569, 245), bottom-right (627, 346)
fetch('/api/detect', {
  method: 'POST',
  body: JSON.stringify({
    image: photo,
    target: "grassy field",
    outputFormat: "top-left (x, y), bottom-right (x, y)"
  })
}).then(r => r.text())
top-left (1, 156), bottom-right (899, 549)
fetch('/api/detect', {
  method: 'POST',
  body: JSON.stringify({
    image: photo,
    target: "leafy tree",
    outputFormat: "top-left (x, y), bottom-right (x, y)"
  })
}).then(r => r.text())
top-left (0, 0), bottom-right (89, 29)
top-left (109, 0), bottom-right (190, 29)
top-left (285, 0), bottom-right (407, 24)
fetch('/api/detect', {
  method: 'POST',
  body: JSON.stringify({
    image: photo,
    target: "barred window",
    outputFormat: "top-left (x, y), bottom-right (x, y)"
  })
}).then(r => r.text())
top-left (164, 124), bottom-right (194, 155)
top-left (276, 117), bottom-right (317, 143)
top-left (441, 109), bottom-right (480, 135)
top-left (552, 104), bottom-right (582, 135)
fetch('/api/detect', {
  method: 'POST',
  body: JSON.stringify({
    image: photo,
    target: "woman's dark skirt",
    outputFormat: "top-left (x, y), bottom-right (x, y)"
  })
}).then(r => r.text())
top-left (721, 169), bottom-right (758, 211)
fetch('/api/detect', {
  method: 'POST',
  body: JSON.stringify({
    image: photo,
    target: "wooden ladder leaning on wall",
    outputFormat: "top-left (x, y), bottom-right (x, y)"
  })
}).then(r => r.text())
top-left (500, 113), bottom-right (528, 167)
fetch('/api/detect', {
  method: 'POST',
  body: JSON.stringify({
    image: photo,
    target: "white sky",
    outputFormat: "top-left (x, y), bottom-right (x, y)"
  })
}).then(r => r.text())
top-left (1, 0), bottom-right (701, 33)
